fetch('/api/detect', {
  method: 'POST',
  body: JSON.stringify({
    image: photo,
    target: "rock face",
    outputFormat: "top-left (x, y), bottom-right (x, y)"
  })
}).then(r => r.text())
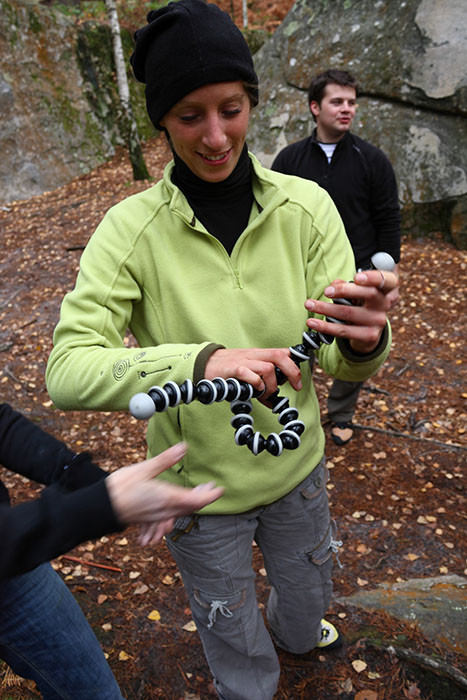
top-left (0, 0), bottom-right (152, 204)
top-left (337, 575), bottom-right (467, 655)
top-left (248, 0), bottom-right (467, 248)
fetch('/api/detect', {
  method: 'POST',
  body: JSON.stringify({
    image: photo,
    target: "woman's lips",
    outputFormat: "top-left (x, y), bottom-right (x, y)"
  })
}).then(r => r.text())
top-left (198, 149), bottom-right (231, 165)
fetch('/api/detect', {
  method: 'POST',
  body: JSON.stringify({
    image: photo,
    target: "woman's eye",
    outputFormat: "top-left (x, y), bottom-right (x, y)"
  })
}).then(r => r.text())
top-left (179, 114), bottom-right (199, 123)
top-left (223, 108), bottom-right (242, 117)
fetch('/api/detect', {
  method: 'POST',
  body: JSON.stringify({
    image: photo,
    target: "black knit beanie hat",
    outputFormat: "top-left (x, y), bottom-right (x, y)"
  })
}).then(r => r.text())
top-left (130, 0), bottom-right (259, 130)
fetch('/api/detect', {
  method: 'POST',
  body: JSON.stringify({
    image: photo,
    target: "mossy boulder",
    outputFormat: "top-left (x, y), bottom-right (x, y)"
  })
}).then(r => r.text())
top-left (0, 0), bottom-right (154, 203)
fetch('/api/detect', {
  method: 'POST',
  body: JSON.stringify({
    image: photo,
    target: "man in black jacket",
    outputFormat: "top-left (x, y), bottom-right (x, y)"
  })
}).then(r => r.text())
top-left (272, 69), bottom-right (400, 445)
top-left (0, 402), bottom-right (222, 699)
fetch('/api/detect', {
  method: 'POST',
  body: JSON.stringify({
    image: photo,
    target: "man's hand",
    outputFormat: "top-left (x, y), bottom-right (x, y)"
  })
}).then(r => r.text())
top-left (305, 269), bottom-right (399, 354)
top-left (105, 443), bottom-right (223, 545)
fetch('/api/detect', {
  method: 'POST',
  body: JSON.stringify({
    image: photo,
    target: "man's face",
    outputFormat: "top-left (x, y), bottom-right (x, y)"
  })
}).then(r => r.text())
top-left (310, 83), bottom-right (357, 143)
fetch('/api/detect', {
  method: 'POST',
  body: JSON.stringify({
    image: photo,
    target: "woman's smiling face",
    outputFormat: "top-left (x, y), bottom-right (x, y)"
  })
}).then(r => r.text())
top-left (159, 81), bottom-right (251, 182)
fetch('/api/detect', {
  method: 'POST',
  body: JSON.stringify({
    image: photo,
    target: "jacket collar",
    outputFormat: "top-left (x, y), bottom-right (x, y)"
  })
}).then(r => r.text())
top-left (310, 127), bottom-right (353, 151)
top-left (164, 151), bottom-right (289, 222)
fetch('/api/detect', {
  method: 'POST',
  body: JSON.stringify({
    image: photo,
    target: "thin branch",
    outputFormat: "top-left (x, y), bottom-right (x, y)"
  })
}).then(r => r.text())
top-left (352, 422), bottom-right (466, 451)
top-left (366, 641), bottom-right (467, 692)
top-left (0, 290), bottom-right (19, 309)
top-left (60, 555), bottom-right (122, 573)
top-left (3, 364), bottom-right (22, 384)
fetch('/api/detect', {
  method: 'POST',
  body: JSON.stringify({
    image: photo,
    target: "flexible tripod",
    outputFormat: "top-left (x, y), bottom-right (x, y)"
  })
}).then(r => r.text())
top-left (129, 253), bottom-right (394, 456)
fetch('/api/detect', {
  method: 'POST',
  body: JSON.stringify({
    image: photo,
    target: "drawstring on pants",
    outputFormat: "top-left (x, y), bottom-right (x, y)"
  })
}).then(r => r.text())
top-left (207, 600), bottom-right (233, 629)
top-left (331, 537), bottom-right (343, 569)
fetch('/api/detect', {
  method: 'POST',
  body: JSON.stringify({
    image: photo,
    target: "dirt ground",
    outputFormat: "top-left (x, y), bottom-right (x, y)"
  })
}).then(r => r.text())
top-left (1, 130), bottom-right (466, 700)
top-left (1, 0), bottom-right (466, 692)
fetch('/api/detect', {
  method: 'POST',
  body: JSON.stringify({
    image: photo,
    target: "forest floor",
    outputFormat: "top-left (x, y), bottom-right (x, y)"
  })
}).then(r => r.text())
top-left (1, 0), bottom-right (467, 697)
top-left (1, 130), bottom-right (466, 700)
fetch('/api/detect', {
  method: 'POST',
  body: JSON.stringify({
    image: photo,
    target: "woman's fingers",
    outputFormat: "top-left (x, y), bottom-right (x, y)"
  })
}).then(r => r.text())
top-left (204, 348), bottom-right (302, 396)
top-left (354, 269), bottom-right (399, 296)
top-left (304, 269), bottom-right (399, 354)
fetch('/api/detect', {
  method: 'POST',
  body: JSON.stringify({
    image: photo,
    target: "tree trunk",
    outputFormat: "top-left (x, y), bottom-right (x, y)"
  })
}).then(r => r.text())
top-left (242, 0), bottom-right (248, 28)
top-left (105, 0), bottom-right (150, 180)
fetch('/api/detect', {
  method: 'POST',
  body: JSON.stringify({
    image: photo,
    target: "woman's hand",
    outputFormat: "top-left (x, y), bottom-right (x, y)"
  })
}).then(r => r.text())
top-left (105, 443), bottom-right (223, 545)
top-left (305, 269), bottom-right (399, 354)
top-left (204, 347), bottom-right (302, 399)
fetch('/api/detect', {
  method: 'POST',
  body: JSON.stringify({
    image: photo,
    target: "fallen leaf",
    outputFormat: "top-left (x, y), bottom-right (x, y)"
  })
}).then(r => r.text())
top-left (102, 623), bottom-right (112, 631)
top-left (129, 571), bottom-right (141, 579)
top-left (97, 594), bottom-right (108, 605)
top-left (356, 544), bottom-right (370, 554)
top-left (162, 574), bottom-right (175, 585)
top-left (134, 584), bottom-right (149, 595)
top-left (148, 609), bottom-right (161, 621)
top-left (352, 659), bottom-right (367, 673)
top-left (182, 620), bottom-right (197, 632)
top-left (116, 537), bottom-right (128, 546)
top-left (355, 691), bottom-right (378, 700)
top-left (118, 651), bottom-right (130, 661)
top-left (404, 553), bottom-right (420, 561)
top-left (357, 578), bottom-right (368, 586)
top-left (340, 678), bottom-right (353, 692)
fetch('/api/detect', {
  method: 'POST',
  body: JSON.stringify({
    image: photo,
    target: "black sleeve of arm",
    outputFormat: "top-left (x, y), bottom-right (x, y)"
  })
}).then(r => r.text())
top-left (0, 479), bottom-right (125, 580)
top-left (0, 403), bottom-right (75, 485)
top-left (0, 403), bottom-right (106, 488)
top-left (370, 154), bottom-right (401, 263)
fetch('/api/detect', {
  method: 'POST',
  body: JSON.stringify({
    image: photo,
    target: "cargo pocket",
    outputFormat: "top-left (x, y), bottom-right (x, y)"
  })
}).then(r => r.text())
top-left (193, 585), bottom-right (247, 631)
top-left (305, 518), bottom-right (341, 567)
top-left (299, 461), bottom-right (331, 547)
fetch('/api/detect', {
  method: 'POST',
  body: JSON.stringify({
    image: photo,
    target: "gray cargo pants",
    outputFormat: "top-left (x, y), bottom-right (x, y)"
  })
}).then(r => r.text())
top-left (166, 459), bottom-right (337, 700)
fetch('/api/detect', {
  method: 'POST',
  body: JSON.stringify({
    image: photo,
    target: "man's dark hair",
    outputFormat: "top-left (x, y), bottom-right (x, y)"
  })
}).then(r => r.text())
top-left (307, 69), bottom-right (359, 106)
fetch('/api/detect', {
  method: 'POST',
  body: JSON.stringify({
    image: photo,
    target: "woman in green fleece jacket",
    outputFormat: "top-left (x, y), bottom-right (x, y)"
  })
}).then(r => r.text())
top-left (46, 2), bottom-right (398, 699)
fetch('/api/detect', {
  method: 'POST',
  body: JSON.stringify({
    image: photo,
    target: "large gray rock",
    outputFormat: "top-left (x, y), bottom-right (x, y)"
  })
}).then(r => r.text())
top-left (249, 0), bottom-right (467, 246)
top-left (337, 575), bottom-right (467, 655)
top-left (0, 0), bottom-right (152, 204)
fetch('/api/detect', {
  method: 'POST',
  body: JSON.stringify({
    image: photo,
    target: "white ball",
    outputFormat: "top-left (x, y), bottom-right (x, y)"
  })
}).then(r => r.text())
top-left (371, 252), bottom-right (395, 271)
top-left (129, 393), bottom-right (156, 419)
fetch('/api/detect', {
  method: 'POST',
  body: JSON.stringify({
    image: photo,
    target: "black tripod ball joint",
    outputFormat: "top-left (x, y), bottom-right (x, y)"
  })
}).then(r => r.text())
top-left (129, 253), bottom-right (395, 457)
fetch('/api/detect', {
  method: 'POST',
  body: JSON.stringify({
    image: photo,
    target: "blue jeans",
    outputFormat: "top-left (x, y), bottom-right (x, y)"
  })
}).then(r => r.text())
top-left (0, 563), bottom-right (124, 700)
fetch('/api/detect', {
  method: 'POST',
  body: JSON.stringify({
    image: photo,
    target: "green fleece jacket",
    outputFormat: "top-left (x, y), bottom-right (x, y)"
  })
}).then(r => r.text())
top-left (46, 154), bottom-right (391, 513)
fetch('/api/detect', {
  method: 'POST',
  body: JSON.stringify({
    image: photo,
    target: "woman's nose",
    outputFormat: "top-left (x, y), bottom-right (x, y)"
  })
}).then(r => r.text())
top-left (202, 116), bottom-right (228, 150)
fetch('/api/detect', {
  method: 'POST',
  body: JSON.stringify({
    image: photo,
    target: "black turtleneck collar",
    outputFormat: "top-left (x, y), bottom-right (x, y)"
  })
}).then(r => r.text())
top-left (171, 143), bottom-right (254, 254)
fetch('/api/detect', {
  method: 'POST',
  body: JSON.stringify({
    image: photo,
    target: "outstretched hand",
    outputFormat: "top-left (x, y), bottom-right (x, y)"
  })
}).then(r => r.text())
top-left (105, 443), bottom-right (223, 546)
top-left (305, 268), bottom-right (399, 354)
